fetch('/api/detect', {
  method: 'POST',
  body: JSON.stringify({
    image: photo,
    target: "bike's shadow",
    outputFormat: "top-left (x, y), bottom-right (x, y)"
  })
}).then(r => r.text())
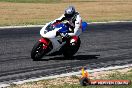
top-left (37, 54), bottom-right (100, 61)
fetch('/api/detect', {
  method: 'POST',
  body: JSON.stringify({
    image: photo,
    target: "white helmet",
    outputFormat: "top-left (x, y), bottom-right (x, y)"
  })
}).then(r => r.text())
top-left (64, 6), bottom-right (76, 18)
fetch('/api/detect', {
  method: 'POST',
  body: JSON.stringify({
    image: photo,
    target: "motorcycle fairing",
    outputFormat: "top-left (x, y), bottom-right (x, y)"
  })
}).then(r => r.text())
top-left (55, 23), bottom-right (69, 34)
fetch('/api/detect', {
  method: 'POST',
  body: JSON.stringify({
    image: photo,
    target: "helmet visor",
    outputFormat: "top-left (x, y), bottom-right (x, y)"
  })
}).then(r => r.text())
top-left (64, 14), bottom-right (73, 19)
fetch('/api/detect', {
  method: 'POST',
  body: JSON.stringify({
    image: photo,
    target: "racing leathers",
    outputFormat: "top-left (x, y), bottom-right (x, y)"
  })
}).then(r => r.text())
top-left (52, 12), bottom-right (82, 37)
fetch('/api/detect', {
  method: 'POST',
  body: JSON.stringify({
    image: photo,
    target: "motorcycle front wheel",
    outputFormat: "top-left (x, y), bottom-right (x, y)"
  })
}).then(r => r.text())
top-left (31, 42), bottom-right (47, 61)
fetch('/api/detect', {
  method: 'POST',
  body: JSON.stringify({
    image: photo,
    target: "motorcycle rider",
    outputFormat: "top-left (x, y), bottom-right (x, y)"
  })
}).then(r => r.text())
top-left (52, 6), bottom-right (82, 43)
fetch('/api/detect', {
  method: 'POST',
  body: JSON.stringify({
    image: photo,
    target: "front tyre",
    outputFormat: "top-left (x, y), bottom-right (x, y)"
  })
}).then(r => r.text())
top-left (31, 42), bottom-right (47, 61)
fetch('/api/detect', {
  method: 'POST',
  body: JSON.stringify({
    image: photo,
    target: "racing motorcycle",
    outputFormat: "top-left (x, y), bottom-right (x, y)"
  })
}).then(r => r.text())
top-left (31, 21), bottom-right (88, 61)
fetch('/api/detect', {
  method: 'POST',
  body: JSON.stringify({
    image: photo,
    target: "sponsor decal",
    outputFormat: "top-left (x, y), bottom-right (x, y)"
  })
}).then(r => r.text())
top-left (80, 67), bottom-right (131, 86)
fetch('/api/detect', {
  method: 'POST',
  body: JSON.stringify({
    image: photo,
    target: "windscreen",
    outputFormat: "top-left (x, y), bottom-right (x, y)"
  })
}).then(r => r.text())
top-left (45, 24), bottom-right (55, 32)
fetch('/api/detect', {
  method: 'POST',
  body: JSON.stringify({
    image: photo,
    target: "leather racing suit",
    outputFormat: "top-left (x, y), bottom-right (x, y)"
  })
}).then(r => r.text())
top-left (52, 12), bottom-right (82, 37)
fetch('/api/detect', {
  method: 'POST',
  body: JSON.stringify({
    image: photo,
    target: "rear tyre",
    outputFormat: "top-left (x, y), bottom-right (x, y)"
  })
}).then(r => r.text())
top-left (62, 37), bottom-right (81, 58)
top-left (31, 42), bottom-right (47, 61)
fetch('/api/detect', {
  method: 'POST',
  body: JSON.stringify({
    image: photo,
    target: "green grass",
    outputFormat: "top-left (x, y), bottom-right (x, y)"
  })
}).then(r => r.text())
top-left (43, 72), bottom-right (132, 88)
top-left (46, 84), bottom-right (131, 88)
top-left (10, 70), bottom-right (132, 88)
top-left (108, 72), bottom-right (132, 80)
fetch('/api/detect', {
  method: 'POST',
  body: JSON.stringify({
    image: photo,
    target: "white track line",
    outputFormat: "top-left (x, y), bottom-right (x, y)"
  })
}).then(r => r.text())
top-left (1, 64), bottom-right (132, 88)
top-left (0, 21), bottom-right (132, 29)
top-left (0, 84), bottom-right (10, 88)
top-left (0, 25), bottom-right (44, 29)
top-left (89, 21), bottom-right (132, 24)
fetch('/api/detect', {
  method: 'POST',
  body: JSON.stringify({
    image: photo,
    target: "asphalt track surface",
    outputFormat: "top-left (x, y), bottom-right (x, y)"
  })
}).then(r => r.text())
top-left (0, 22), bottom-right (132, 83)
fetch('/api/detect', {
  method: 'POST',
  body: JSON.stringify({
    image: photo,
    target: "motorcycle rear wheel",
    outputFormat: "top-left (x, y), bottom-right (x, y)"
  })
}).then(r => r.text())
top-left (62, 37), bottom-right (81, 58)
